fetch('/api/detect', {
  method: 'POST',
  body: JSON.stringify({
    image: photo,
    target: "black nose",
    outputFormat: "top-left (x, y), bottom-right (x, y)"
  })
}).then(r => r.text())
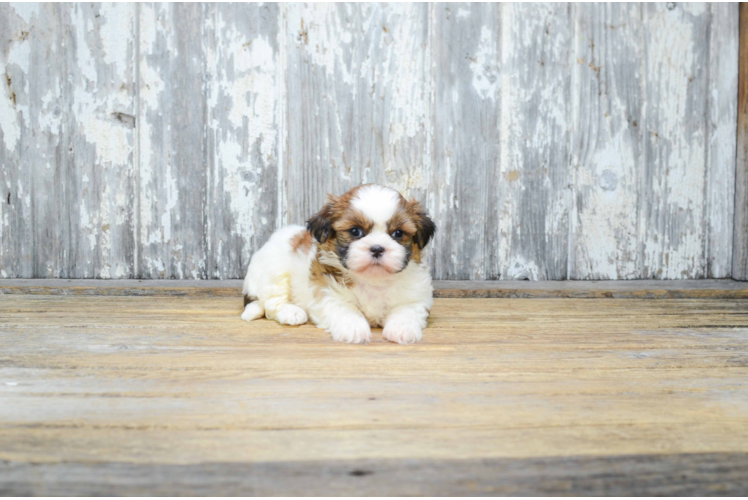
top-left (370, 246), bottom-right (385, 258)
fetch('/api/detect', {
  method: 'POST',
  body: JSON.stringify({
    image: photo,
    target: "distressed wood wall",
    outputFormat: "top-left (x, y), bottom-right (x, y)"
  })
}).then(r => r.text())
top-left (0, 3), bottom-right (742, 280)
top-left (735, 3), bottom-right (748, 281)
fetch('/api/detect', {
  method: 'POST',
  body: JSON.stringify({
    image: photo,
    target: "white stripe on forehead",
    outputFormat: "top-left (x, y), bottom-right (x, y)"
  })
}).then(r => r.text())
top-left (351, 185), bottom-right (401, 228)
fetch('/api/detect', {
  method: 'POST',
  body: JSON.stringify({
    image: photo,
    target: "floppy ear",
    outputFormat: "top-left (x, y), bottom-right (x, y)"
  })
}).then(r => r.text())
top-left (306, 197), bottom-right (337, 243)
top-left (408, 200), bottom-right (436, 250)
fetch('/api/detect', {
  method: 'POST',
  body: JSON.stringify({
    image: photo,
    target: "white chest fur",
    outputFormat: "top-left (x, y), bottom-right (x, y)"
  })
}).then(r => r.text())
top-left (346, 261), bottom-right (434, 327)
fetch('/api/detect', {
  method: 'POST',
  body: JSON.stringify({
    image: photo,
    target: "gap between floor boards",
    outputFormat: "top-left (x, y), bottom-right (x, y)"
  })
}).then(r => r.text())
top-left (1, 279), bottom-right (747, 299)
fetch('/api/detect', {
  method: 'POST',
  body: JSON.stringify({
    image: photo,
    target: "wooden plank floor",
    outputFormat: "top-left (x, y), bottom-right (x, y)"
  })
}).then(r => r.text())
top-left (2, 288), bottom-right (748, 494)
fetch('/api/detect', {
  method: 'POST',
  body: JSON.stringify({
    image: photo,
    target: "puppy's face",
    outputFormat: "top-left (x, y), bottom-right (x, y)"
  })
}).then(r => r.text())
top-left (307, 185), bottom-right (436, 278)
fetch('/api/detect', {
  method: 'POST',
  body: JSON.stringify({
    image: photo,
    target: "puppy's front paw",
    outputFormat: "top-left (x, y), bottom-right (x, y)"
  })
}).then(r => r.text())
top-left (383, 318), bottom-right (423, 345)
top-left (276, 304), bottom-right (308, 326)
top-left (330, 314), bottom-right (372, 344)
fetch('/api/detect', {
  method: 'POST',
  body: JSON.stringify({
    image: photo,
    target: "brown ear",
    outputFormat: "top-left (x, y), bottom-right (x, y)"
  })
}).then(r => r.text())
top-left (408, 199), bottom-right (436, 250)
top-left (306, 196), bottom-right (338, 243)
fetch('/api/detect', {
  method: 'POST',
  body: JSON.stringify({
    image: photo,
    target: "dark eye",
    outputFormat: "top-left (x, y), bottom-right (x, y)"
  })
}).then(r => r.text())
top-left (349, 227), bottom-right (363, 238)
top-left (391, 229), bottom-right (404, 239)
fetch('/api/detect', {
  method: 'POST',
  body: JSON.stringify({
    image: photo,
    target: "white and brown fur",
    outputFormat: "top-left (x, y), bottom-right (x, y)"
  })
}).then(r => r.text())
top-left (241, 184), bottom-right (436, 344)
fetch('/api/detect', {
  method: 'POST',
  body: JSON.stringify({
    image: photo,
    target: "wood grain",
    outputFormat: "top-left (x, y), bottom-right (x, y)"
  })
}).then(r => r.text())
top-left (498, 3), bottom-right (572, 280)
top-left (0, 4), bottom-right (139, 280)
top-left (570, 4), bottom-right (642, 280)
top-left (138, 3), bottom-right (208, 279)
top-left (0, 3), bottom-right (56, 279)
top-left (1, 294), bottom-right (748, 494)
top-left (65, 4), bottom-right (137, 279)
top-left (707, 3), bottom-right (739, 278)
top-left (735, 3), bottom-right (748, 281)
top-left (3, 453), bottom-right (748, 496)
top-left (640, 3), bottom-right (711, 279)
top-left (283, 3), bottom-right (432, 226)
top-left (205, 3), bottom-right (281, 279)
top-left (431, 3), bottom-right (500, 280)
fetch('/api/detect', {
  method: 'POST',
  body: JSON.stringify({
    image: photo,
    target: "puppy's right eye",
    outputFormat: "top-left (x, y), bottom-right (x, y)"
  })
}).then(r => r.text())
top-left (349, 227), bottom-right (363, 238)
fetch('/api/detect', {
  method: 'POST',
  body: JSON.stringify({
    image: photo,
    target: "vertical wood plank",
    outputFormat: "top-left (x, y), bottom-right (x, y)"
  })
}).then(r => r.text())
top-left (29, 4), bottom-right (65, 278)
top-left (431, 3), bottom-right (500, 280)
top-left (0, 4), bottom-right (65, 278)
top-left (0, 3), bottom-right (40, 277)
top-left (138, 3), bottom-right (208, 279)
top-left (64, 3), bottom-right (137, 278)
top-left (569, 4), bottom-right (642, 280)
top-left (706, 3), bottom-right (739, 278)
top-left (734, 3), bottom-right (748, 281)
top-left (498, 3), bottom-right (572, 280)
top-left (204, 4), bottom-right (280, 279)
top-left (2, 4), bottom-right (137, 279)
top-left (639, 3), bottom-right (711, 279)
top-left (284, 4), bottom-right (431, 226)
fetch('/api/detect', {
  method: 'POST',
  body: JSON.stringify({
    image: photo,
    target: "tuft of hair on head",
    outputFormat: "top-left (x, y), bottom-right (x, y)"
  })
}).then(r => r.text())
top-left (406, 199), bottom-right (437, 249)
top-left (306, 195), bottom-right (339, 243)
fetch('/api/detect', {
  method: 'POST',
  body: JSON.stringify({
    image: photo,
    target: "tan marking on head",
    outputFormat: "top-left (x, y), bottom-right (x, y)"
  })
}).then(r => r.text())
top-left (290, 230), bottom-right (313, 254)
top-left (403, 197), bottom-right (436, 254)
top-left (386, 208), bottom-right (418, 236)
top-left (411, 245), bottom-right (422, 263)
top-left (307, 184), bottom-right (433, 271)
top-left (383, 203), bottom-right (420, 262)
top-left (307, 184), bottom-right (370, 244)
top-left (333, 209), bottom-right (374, 236)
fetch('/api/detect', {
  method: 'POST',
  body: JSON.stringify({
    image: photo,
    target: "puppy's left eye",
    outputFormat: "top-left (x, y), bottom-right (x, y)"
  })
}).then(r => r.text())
top-left (349, 227), bottom-right (363, 238)
top-left (391, 229), bottom-right (404, 239)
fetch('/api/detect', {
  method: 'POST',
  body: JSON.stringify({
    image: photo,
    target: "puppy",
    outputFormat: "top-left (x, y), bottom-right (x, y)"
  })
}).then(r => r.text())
top-left (241, 184), bottom-right (436, 344)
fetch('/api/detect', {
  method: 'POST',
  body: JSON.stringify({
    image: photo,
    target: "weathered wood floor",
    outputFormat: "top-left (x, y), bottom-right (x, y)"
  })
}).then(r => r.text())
top-left (2, 282), bottom-right (748, 495)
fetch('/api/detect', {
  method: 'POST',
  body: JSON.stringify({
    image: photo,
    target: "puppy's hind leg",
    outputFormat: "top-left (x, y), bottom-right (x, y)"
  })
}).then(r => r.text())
top-left (261, 274), bottom-right (308, 326)
top-left (242, 299), bottom-right (265, 322)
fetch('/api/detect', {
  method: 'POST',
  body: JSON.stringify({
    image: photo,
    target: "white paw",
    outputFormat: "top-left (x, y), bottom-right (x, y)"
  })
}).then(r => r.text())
top-left (329, 314), bottom-right (372, 344)
top-left (383, 319), bottom-right (423, 345)
top-left (241, 301), bottom-right (265, 322)
top-left (276, 304), bottom-right (308, 326)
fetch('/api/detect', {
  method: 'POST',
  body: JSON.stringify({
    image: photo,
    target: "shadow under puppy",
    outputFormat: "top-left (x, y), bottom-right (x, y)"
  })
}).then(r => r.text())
top-left (242, 184), bottom-right (436, 344)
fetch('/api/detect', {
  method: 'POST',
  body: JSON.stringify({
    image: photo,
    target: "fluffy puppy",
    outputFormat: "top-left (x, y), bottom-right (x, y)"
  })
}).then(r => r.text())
top-left (241, 184), bottom-right (436, 344)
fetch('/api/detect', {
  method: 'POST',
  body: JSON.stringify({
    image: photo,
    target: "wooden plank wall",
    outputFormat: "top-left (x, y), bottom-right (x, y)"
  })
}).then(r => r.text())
top-left (0, 3), bottom-right (741, 280)
top-left (734, 3), bottom-right (748, 281)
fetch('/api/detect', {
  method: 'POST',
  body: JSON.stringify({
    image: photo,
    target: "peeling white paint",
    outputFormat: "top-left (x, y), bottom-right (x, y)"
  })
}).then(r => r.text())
top-left (72, 7), bottom-right (98, 84)
top-left (206, 6), bottom-right (280, 275)
top-left (37, 88), bottom-right (62, 132)
top-left (504, 257), bottom-right (541, 281)
top-left (7, 37), bottom-right (31, 74)
top-left (226, 35), bottom-right (276, 160)
top-left (384, 5), bottom-right (430, 152)
top-left (640, 3), bottom-right (710, 279)
top-left (10, 3), bottom-right (39, 24)
top-left (79, 202), bottom-right (97, 251)
top-left (286, 4), bottom-right (356, 91)
top-left (160, 162), bottom-right (178, 244)
top-left (99, 4), bottom-right (132, 78)
top-left (0, 64), bottom-right (21, 152)
top-left (74, 88), bottom-right (132, 167)
top-left (138, 4), bottom-right (166, 109)
top-left (470, 26), bottom-right (499, 101)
